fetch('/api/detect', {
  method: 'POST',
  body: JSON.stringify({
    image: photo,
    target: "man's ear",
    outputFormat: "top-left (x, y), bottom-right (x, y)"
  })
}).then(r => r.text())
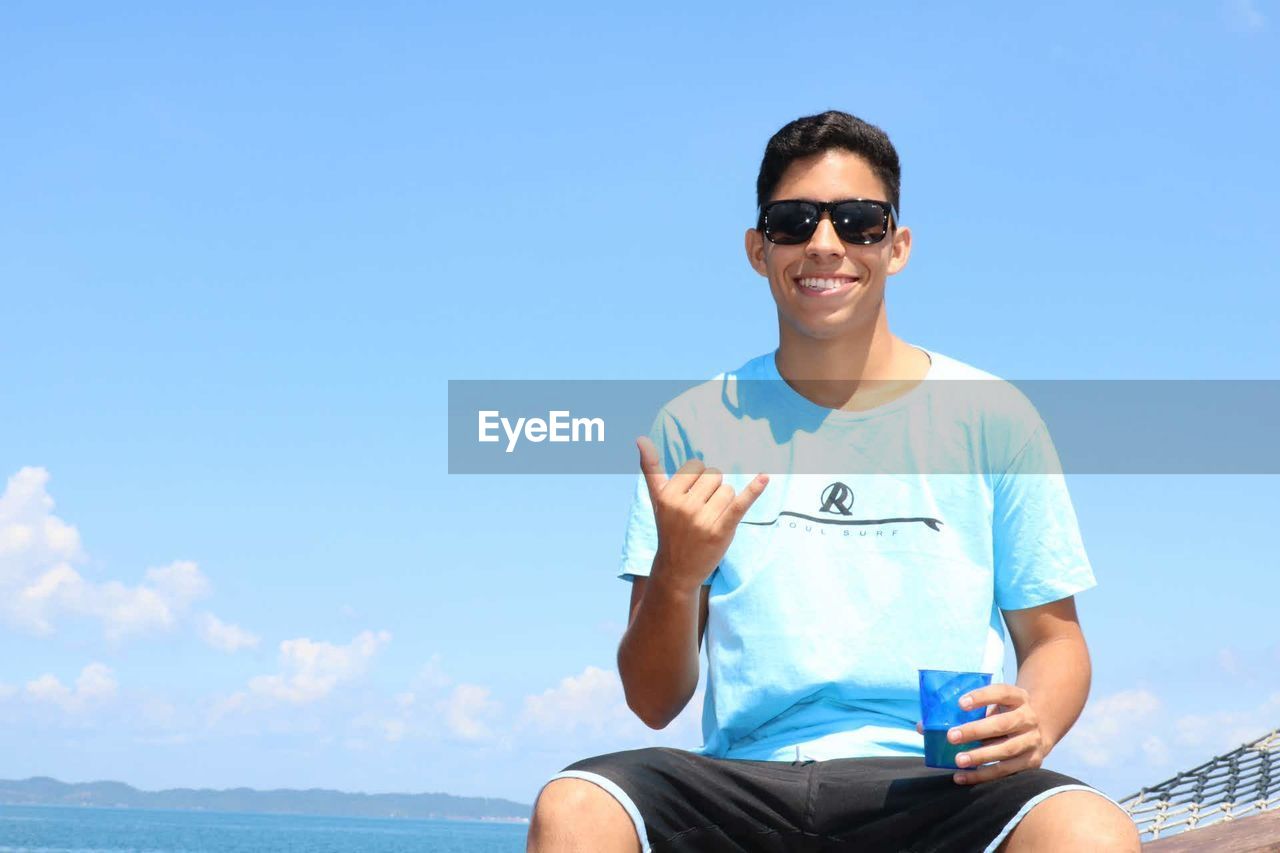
top-left (887, 225), bottom-right (912, 276)
top-left (745, 228), bottom-right (769, 277)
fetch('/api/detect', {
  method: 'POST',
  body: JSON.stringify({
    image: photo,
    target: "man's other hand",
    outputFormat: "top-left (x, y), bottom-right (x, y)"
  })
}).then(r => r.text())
top-left (915, 684), bottom-right (1048, 785)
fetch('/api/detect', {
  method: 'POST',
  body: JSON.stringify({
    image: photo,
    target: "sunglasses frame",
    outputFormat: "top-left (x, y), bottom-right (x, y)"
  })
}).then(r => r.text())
top-left (759, 198), bottom-right (899, 246)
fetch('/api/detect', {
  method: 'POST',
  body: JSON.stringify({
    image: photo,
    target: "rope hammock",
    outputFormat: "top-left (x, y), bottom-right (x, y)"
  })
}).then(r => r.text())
top-left (1119, 728), bottom-right (1280, 842)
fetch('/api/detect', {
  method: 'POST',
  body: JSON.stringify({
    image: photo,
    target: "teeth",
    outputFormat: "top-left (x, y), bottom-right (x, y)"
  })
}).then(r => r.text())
top-left (798, 277), bottom-right (852, 291)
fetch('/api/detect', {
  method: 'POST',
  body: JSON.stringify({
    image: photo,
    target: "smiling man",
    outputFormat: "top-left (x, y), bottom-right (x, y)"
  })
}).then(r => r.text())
top-left (527, 111), bottom-right (1140, 852)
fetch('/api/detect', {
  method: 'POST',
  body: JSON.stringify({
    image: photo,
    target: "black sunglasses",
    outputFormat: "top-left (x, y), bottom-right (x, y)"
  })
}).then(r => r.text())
top-left (759, 199), bottom-right (898, 245)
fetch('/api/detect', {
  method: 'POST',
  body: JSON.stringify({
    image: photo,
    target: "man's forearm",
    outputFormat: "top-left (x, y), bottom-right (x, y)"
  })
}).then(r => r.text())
top-left (1014, 635), bottom-right (1092, 753)
top-left (617, 567), bottom-right (702, 730)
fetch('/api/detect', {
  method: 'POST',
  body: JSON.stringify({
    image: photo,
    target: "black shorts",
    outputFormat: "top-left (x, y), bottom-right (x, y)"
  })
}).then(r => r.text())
top-left (542, 747), bottom-right (1121, 852)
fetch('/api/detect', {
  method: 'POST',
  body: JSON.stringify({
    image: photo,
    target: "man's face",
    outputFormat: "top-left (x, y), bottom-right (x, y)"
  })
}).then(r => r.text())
top-left (745, 149), bottom-right (912, 342)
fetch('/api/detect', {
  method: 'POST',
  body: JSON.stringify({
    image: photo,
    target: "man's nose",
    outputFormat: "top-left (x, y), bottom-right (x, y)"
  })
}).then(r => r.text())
top-left (805, 214), bottom-right (845, 260)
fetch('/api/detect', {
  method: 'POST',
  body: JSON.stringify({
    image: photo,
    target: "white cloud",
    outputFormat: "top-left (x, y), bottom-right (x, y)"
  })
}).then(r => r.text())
top-left (1062, 688), bottom-right (1163, 768)
top-left (16, 560), bottom-right (210, 640)
top-left (1063, 685), bottom-right (1280, 776)
top-left (199, 613), bottom-right (260, 653)
top-left (1141, 734), bottom-right (1170, 766)
top-left (24, 663), bottom-right (118, 713)
top-left (0, 468), bottom-right (212, 639)
top-left (439, 684), bottom-right (502, 741)
top-left (1173, 692), bottom-right (1280, 751)
top-left (522, 665), bottom-right (640, 738)
top-left (230, 630), bottom-right (392, 708)
top-left (146, 561), bottom-right (210, 610)
top-left (356, 655), bottom-right (500, 745)
top-left (365, 657), bottom-right (504, 743)
top-left (0, 468), bottom-right (83, 560)
top-left (356, 658), bottom-right (680, 750)
top-left (416, 654), bottom-right (453, 690)
top-left (519, 665), bottom-right (705, 748)
top-left (1226, 0), bottom-right (1266, 31)
top-left (381, 717), bottom-right (409, 743)
top-left (25, 675), bottom-right (73, 706)
top-left (76, 662), bottom-right (119, 701)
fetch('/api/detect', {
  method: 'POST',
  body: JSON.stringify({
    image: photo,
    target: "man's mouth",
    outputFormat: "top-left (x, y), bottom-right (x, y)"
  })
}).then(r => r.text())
top-left (795, 275), bottom-right (859, 295)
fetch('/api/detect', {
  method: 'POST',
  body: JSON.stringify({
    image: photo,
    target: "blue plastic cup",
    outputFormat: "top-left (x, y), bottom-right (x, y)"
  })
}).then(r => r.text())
top-left (918, 669), bottom-right (993, 769)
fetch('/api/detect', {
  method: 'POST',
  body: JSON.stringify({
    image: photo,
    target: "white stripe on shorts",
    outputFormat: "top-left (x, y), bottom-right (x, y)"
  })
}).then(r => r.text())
top-left (541, 769), bottom-right (652, 853)
top-left (982, 784), bottom-right (1131, 853)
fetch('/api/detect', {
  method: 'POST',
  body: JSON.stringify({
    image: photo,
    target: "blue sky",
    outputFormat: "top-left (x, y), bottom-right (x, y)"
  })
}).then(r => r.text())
top-left (1, 2), bottom-right (1277, 805)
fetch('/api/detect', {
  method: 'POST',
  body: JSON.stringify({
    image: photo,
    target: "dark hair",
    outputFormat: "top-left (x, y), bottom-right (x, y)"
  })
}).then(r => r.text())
top-left (755, 111), bottom-right (901, 229)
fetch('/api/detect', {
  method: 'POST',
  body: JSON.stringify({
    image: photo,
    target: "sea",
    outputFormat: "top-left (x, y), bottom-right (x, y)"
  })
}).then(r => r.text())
top-left (0, 805), bottom-right (528, 852)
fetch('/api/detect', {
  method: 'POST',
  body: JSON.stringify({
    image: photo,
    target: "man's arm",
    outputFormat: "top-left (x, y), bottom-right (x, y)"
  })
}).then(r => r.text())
top-left (935, 595), bottom-right (1091, 784)
top-left (616, 573), bottom-right (710, 730)
top-left (1004, 595), bottom-right (1091, 754)
top-left (616, 436), bottom-right (765, 731)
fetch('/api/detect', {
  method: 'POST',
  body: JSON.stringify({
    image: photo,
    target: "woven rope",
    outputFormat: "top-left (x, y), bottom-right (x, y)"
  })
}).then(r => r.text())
top-left (1119, 729), bottom-right (1280, 841)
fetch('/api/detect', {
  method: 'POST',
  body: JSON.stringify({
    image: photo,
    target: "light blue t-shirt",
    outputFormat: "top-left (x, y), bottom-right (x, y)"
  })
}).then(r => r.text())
top-left (618, 347), bottom-right (1096, 762)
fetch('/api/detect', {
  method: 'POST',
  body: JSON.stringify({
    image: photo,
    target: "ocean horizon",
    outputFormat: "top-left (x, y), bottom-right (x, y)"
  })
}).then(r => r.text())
top-left (0, 803), bottom-right (528, 852)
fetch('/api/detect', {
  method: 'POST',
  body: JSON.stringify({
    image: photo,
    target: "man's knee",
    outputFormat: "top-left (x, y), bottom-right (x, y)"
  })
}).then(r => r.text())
top-left (527, 778), bottom-right (641, 853)
top-left (532, 778), bottom-right (617, 824)
top-left (999, 790), bottom-right (1140, 852)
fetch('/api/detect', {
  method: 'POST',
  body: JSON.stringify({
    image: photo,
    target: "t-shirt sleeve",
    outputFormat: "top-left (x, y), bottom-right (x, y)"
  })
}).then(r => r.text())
top-left (618, 407), bottom-right (713, 585)
top-left (993, 420), bottom-right (1097, 611)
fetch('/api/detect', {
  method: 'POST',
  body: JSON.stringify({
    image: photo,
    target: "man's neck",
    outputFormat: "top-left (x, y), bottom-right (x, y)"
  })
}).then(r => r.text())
top-left (774, 315), bottom-right (931, 412)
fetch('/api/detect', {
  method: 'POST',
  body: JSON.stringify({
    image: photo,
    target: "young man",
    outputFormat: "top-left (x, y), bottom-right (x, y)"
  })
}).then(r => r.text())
top-left (528, 112), bottom-right (1140, 852)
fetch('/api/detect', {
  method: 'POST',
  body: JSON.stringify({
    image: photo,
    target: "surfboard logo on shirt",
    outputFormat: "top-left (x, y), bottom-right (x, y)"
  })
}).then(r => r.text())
top-left (740, 481), bottom-right (944, 532)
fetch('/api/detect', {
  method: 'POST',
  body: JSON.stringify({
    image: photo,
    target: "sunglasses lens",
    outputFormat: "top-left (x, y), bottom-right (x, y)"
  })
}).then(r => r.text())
top-left (764, 202), bottom-right (818, 244)
top-left (765, 201), bottom-right (890, 244)
top-left (833, 202), bottom-right (889, 244)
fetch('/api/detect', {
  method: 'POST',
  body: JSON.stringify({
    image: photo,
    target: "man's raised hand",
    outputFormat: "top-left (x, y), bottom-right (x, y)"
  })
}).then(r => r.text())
top-left (637, 436), bottom-right (768, 592)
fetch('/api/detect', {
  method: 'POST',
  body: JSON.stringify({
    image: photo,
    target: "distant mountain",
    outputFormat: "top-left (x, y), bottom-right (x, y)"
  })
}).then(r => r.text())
top-left (0, 777), bottom-right (531, 822)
